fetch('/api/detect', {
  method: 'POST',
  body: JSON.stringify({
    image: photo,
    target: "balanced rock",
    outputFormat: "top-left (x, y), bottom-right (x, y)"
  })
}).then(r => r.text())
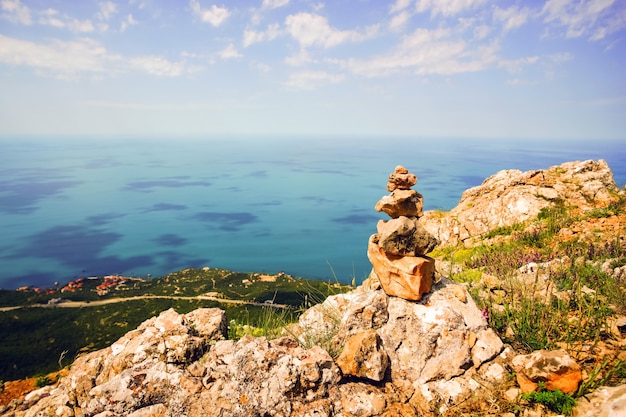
top-left (367, 235), bottom-right (434, 301)
top-left (376, 216), bottom-right (439, 256)
top-left (375, 189), bottom-right (424, 218)
top-left (512, 349), bottom-right (582, 394)
top-left (387, 165), bottom-right (417, 191)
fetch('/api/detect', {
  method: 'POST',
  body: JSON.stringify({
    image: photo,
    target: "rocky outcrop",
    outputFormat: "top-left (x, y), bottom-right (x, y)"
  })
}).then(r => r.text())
top-left (369, 166), bottom-right (439, 301)
top-left (288, 279), bottom-right (505, 414)
top-left (422, 159), bottom-right (623, 247)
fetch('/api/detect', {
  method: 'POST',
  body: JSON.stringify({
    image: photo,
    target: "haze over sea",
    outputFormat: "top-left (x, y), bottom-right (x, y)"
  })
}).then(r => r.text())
top-left (1, 137), bottom-right (625, 290)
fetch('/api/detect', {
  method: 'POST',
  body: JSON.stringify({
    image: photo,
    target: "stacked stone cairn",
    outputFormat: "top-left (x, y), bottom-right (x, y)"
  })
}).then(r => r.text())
top-left (368, 165), bottom-right (439, 301)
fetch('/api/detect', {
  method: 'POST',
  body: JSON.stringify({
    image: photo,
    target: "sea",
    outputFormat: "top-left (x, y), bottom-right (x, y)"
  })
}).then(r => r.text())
top-left (1, 137), bottom-right (624, 290)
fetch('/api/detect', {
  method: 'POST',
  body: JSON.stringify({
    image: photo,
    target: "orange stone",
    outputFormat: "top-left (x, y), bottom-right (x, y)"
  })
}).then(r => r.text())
top-left (367, 235), bottom-right (434, 301)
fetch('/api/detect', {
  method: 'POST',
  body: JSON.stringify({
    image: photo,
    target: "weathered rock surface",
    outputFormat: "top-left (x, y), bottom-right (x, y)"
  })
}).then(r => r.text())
top-left (335, 329), bottom-right (388, 382)
top-left (376, 216), bottom-right (438, 256)
top-left (375, 189), bottom-right (424, 218)
top-left (367, 235), bottom-right (435, 301)
top-left (573, 384), bottom-right (626, 417)
top-left (386, 165), bottom-right (417, 191)
top-left (289, 279), bottom-right (504, 413)
top-left (8, 296), bottom-right (493, 417)
top-left (422, 159), bottom-right (623, 246)
top-left (512, 349), bottom-right (583, 394)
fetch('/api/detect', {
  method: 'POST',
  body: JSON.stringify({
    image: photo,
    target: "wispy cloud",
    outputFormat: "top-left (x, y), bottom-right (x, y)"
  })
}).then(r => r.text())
top-left (1, 0), bottom-right (32, 25)
top-left (96, 1), bottom-right (118, 21)
top-left (415, 0), bottom-right (488, 18)
top-left (390, 0), bottom-right (412, 14)
top-left (499, 56), bottom-right (539, 73)
top-left (38, 8), bottom-right (95, 33)
top-left (285, 12), bottom-right (379, 48)
top-left (0, 35), bottom-right (198, 79)
top-left (284, 70), bottom-right (344, 90)
top-left (333, 27), bottom-right (498, 77)
top-left (243, 23), bottom-right (281, 47)
top-left (0, 35), bottom-right (111, 79)
top-left (493, 5), bottom-right (530, 32)
top-left (190, 0), bottom-right (229, 27)
top-left (541, 0), bottom-right (625, 41)
top-left (120, 13), bottom-right (138, 32)
top-left (262, 0), bottom-right (289, 10)
top-left (219, 43), bottom-right (242, 59)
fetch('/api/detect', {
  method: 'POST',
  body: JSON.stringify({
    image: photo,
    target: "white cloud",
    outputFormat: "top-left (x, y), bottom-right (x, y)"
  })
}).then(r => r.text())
top-left (389, 10), bottom-right (411, 31)
top-left (0, 34), bottom-right (196, 79)
top-left (283, 70), bottom-right (345, 90)
top-left (493, 5), bottom-right (529, 32)
top-left (333, 27), bottom-right (498, 77)
top-left (473, 25), bottom-right (490, 40)
top-left (0, 35), bottom-right (110, 79)
top-left (390, 0), bottom-right (412, 14)
top-left (415, 0), bottom-right (488, 18)
top-left (97, 1), bottom-right (118, 21)
top-left (121, 13), bottom-right (138, 32)
top-left (130, 56), bottom-right (187, 76)
top-left (541, 0), bottom-right (625, 40)
top-left (219, 43), bottom-right (242, 59)
top-left (284, 49), bottom-right (315, 66)
top-left (285, 12), bottom-right (379, 48)
top-left (190, 0), bottom-right (230, 27)
top-left (243, 23), bottom-right (281, 47)
top-left (498, 55), bottom-right (539, 73)
top-left (262, 0), bottom-right (289, 9)
top-left (39, 9), bottom-right (95, 33)
top-left (0, 0), bottom-right (32, 25)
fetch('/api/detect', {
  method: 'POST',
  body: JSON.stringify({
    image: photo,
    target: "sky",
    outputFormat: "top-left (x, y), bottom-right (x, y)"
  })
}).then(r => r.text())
top-left (0, 0), bottom-right (625, 140)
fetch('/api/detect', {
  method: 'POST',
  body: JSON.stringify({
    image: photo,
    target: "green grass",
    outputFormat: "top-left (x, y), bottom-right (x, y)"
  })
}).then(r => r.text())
top-left (439, 197), bottom-right (626, 393)
top-left (521, 384), bottom-right (576, 415)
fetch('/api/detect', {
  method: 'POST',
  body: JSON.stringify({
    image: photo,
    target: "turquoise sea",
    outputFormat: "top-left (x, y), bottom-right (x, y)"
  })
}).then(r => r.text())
top-left (1, 137), bottom-right (625, 289)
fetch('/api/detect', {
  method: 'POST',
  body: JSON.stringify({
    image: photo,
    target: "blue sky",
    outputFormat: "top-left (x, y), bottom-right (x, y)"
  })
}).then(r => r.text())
top-left (0, 0), bottom-right (625, 139)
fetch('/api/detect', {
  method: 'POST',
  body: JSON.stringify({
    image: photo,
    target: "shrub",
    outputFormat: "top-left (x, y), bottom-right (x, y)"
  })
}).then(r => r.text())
top-left (521, 385), bottom-right (576, 415)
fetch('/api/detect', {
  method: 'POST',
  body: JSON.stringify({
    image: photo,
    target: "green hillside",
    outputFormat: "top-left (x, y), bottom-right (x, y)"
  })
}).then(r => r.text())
top-left (0, 268), bottom-right (350, 381)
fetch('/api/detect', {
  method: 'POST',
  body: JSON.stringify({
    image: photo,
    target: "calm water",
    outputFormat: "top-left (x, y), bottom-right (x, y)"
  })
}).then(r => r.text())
top-left (1, 137), bottom-right (625, 289)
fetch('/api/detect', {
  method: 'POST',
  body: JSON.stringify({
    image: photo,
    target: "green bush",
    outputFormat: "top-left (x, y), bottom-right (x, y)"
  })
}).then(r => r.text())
top-left (521, 386), bottom-right (576, 415)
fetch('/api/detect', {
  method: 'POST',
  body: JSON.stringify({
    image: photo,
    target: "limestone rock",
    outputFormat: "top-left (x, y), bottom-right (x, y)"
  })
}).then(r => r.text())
top-left (422, 159), bottom-right (624, 246)
top-left (290, 279), bottom-right (503, 410)
top-left (573, 384), bottom-right (626, 417)
top-left (336, 330), bottom-right (389, 382)
top-left (387, 165), bottom-right (418, 191)
top-left (196, 335), bottom-right (342, 416)
top-left (512, 349), bottom-right (583, 394)
top-left (376, 216), bottom-right (439, 256)
top-left (367, 235), bottom-right (434, 301)
top-left (375, 189), bottom-right (424, 218)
